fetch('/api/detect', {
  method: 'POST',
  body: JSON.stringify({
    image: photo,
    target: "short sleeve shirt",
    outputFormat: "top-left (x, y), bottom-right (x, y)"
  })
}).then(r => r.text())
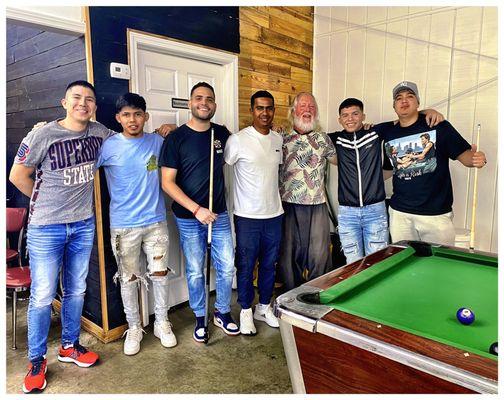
top-left (279, 130), bottom-right (336, 205)
top-left (224, 126), bottom-right (283, 218)
top-left (14, 120), bottom-right (114, 225)
top-left (158, 123), bottom-right (230, 219)
top-left (382, 115), bottom-right (471, 215)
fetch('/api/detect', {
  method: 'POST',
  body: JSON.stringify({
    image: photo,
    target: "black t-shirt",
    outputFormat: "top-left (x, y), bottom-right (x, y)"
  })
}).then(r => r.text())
top-left (382, 114), bottom-right (470, 215)
top-left (159, 123), bottom-right (230, 219)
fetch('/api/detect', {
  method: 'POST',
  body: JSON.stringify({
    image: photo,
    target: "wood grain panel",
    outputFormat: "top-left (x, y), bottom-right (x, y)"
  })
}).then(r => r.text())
top-left (293, 326), bottom-right (475, 394)
top-left (238, 6), bottom-right (314, 130)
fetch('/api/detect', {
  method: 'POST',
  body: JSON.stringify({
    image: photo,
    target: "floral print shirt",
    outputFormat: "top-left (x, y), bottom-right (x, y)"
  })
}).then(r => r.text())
top-left (279, 130), bottom-right (336, 205)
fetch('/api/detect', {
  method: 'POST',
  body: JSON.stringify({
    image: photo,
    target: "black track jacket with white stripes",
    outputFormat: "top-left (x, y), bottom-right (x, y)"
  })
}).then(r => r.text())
top-left (329, 122), bottom-right (392, 207)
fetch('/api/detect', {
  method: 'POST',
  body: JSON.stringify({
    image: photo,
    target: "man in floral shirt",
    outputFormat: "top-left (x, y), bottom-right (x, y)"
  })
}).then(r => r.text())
top-left (278, 92), bottom-right (337, 290)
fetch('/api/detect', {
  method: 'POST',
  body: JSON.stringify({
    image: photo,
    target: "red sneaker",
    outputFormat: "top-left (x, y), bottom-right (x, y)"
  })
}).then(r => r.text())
top-left (22, 357), bottom-right (48, 393)
top-left (57, 342), bottom-right (99, 367)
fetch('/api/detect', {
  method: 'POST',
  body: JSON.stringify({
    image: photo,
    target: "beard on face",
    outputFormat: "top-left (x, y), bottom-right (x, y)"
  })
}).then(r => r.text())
top-left (294, 114), bottom-right (316, 133)
top-left (191, 105), bottom-right (215, 121)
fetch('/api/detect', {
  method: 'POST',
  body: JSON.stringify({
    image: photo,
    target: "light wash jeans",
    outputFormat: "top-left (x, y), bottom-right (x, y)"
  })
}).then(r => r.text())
top-left (175, 212), bottom-right (235, 317)
top-left (26, 217), bottom-right (95, 361)
top-left (338, 201), bottom-right (389, 264)
top-left (110, 221), bottom-right (172, 328)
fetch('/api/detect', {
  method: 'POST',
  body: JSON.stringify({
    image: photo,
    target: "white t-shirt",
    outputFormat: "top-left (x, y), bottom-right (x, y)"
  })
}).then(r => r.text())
top-left (224, 126), bottom-right (284, 219)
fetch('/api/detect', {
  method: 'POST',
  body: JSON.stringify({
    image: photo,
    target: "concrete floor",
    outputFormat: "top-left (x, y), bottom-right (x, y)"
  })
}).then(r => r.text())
top-left (6, 291), bottom-right (293, 394)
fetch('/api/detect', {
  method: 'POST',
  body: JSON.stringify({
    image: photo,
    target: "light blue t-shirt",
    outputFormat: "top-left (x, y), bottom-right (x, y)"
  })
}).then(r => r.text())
top-left (96, 132), bottom-right (166, 228)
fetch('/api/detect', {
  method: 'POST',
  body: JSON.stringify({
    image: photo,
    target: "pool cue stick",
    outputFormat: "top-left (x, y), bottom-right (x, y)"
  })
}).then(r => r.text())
top-left (204, 127), bottom-right (215, 344)
top-left (469, 124), bottom-right (481, 251)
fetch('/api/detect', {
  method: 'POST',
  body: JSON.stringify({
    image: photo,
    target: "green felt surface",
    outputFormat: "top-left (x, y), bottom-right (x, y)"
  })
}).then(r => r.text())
top-left (319, 246), bottom-right (498, 360)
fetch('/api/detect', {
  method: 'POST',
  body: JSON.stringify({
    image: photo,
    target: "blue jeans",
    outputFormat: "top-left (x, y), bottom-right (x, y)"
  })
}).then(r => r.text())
top-left (26, 217), bottom-right (95, 361)
top-left (234, 215), bottom-right (283, 309)
top-left (338, 201), bottom-right (389, 264)
top-left (175, 212), bottom-right (234, 317)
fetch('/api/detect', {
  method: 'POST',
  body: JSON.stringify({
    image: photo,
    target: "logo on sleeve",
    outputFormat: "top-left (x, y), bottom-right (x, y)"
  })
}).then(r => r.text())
top-left (16, 143), bottom-right (30, 163)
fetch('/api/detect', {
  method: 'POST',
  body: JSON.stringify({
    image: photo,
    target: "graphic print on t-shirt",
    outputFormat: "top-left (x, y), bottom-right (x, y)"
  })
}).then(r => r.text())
top-left (384, 130), bottom-right (437, 180)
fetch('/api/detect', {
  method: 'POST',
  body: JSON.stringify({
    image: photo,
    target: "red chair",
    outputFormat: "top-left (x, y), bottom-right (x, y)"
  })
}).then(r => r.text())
top-left (6, 266), bottom-right (31, 350)
top-left (6, 208), bottom-right (28, 267)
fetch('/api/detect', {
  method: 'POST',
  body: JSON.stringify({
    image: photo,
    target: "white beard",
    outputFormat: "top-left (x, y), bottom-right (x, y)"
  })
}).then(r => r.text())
top-left (294, 115), bottom-right (315, 133)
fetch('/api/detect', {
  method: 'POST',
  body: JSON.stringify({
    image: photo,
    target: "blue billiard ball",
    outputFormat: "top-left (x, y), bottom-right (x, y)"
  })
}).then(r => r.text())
top-left (456, 308), bottom-right (475, 325)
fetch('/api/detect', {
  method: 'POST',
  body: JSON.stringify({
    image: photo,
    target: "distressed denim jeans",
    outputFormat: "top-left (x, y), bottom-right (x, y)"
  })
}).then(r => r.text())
top-left (26, 217), bottom-right (95, 361)
top-left (110, 221), bottom-right (172, 328)
top-left (338, 201), bottom-right (389, 264)
top-left (175, 212), bottom-right (235, 317)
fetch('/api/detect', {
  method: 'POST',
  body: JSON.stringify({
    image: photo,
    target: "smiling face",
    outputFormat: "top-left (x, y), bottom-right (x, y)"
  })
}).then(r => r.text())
top-left (189, 86), bottom-right (216, 122)
top-left (293, 94), bottom-right (317, 133)
top-left (61, 85), bottom-right (97, 124)
top-left (393, 89), bottom-right (419, 118)
top-left (251, 97), bottom-right (275, 134)
top-left (338, 105), bottom-right (365, 133)
top-left (115, 106), bottom-right (149, 138)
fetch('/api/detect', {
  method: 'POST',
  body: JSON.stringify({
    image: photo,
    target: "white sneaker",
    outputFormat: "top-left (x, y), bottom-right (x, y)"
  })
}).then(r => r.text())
top-left (254, 304), bottom-right (279, 328)
top-left (123, 326), bottom-right (144, 355)
top-left (154, 320), bottom-right (177, 348)
top-left (240, 308), bottom-right (257, 335)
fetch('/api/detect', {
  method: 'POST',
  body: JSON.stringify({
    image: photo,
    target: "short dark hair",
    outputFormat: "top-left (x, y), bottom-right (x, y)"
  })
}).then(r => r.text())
top-left (338, 98), bottom-right (364, 114)
top-left (65, 80), bottom-right (97, 98)
top-left (250, 90), bottom-right (274, 109)
top-left (420, 133), bottom-right (430, 141)
top-left (115, 92), bottom-right (147, 113)
top-left (190, 82), bottom-right (215, 97)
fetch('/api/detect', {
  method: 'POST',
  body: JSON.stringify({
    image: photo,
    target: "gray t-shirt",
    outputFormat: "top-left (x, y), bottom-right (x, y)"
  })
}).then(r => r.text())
top-left (14, 120), bottom-right (113, 225)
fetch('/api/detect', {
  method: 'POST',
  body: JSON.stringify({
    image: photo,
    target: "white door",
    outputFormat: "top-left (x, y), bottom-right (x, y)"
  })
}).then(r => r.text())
top-left (130, 33), bottom-right (238, 326)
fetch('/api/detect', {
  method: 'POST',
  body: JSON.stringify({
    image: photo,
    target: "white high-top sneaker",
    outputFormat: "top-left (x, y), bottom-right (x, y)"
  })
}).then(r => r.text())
top-left (240, 308), bottom-right (257, 335)
top-left (253, 304), bottom-right (279, 328)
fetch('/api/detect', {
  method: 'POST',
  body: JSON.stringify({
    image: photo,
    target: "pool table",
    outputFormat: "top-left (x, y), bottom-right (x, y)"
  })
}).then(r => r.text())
top-left (274, 241), bottom-right (498, 394)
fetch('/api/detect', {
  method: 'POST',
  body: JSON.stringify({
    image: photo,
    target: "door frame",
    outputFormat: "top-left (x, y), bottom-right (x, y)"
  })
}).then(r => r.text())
top-left (128, 28), bottom-right (239, 133)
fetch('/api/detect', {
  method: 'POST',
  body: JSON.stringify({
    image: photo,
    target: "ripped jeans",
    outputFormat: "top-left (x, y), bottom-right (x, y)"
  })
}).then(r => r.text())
top-left (338, 201), bottom-right (389, 264)
top-left (111, 221), bottom-right (173, 328)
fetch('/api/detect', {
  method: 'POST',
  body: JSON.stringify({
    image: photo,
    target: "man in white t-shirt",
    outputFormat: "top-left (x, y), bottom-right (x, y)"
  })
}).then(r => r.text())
top-left (224, 91), bottom-right (283, 335)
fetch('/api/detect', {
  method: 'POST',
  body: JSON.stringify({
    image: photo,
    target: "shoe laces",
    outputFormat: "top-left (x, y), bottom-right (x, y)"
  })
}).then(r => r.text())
top-left (70, 342), bottom-right (88, 356)
top-left (157, 320), bottom-right (173, 333)
top-left (29, 359), bottom-right (45, 376)
top-left (124, 327), bottom-right (144, 341)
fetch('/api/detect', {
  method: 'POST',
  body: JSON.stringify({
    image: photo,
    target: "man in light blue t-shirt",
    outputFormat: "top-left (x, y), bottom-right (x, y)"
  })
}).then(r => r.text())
top-left (96, 93), bottom-right (176, 355)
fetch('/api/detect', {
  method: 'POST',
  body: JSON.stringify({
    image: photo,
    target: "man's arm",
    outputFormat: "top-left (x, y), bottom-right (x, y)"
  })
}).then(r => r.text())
top-left (457, 144), bottom-right (487, 168)
top-left (9, 164), bottom-right (35, 197)
top-left (383, 169), bottom-right (393, 180)
top-left (409, 142), bottom-right (433, 160)
top-left (420, 109), bottom-right (444, 127)
top-left (161, 167), bottom-right (217, 224)
top-left (327, 154), bottom-right (338, 166)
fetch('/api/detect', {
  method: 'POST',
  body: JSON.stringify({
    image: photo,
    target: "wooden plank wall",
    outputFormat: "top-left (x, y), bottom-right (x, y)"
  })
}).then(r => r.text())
top-left (6, 21), bottom-right (86, 207)
top-left (238, 6), bottom-right (314, 129)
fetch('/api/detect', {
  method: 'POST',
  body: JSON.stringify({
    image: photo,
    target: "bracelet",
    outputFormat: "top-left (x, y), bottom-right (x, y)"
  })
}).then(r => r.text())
top-left (193, 205), bottom-right (201, 217)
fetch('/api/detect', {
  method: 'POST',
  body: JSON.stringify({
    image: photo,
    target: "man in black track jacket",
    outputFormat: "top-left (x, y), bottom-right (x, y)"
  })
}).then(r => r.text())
top-left (329, 98), bottom-right (443, 263)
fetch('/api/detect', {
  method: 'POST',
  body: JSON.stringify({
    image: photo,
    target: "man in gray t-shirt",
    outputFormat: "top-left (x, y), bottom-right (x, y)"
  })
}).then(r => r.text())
top-left (9, 80), bottom-right (111, 394)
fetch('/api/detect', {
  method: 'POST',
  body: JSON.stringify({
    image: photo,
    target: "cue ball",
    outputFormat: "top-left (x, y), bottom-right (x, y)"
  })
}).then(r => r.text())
top-left (456, 308), bottom-right (475, 325)
top-left (489, 342), bottom-right (498, 356)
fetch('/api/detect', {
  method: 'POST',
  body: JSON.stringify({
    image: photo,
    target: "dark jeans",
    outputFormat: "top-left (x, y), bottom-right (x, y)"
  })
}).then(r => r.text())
top-left (234, 214), bottom-right (283, 309)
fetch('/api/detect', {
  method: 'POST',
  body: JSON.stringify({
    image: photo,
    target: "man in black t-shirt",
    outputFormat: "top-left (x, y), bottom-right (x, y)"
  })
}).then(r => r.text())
top-left (382, 81), bottom-right (487, 245)
top-left (159, 82), bottom-right (239, 342)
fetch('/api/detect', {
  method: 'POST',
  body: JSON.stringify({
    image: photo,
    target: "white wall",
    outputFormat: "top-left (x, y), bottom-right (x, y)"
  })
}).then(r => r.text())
top-left (6, 6), bottom-right (85, 33)
top-left (314, 6), bottom-right (498, 252)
